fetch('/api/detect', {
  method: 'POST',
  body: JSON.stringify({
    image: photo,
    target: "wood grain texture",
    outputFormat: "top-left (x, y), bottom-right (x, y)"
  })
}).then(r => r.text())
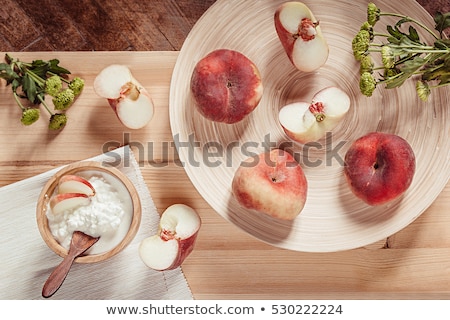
top-left (0, 0), bottom-right (446, 53)
top-left (0, 0), bottom-right (216, 51)
top-left (1, 50), bottom-right (450, 299)
top-left (0, 0), bottom-right (450, 300)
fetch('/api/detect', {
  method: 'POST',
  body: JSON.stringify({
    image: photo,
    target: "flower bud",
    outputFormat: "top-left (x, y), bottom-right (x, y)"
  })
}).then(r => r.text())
top-left (352, 30), bottom-right (371, 61)
top-left (367, 2), bottom-right (380, 26)
top-left (68, 77), bottom-right (85, 96)
top-left (49, 113), bottom-right (68, 130)
top-left (52, 88), bottom-right (75, 110)
top-left (360, 72), bottom-right (377, 97)
top-left (45, 75), bottom-right (63, 97)
top-left (21, 108), bottom-right (40, 126)
top-left (360, 55), bottom-right (374, 74)
top-left (381, 46), bottom-right (395, 69)
top-left (416, 81), bottom-right (430, 101)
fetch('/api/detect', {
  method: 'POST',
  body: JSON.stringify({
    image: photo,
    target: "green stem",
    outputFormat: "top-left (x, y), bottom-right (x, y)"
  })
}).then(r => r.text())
top-left (13, 91), bottom-right (26, 111)
top-left (377, 71), bottom-right (406, 84)
top-left (403, 49), bottom-right (450, 54)
top-left (25, 69), bottom-right (46, 87)
top-left (380, 12), bottom-right (439, 40)
top-left (37, 94), bottom-right (54, 115)
top-left (389, 44), bottom-right (436, 50)
top-left (431, 82), bottom-right (450, 89)
top-left (368, 48), bottom-right (383, 54)
top-left (374, 32), bottom-right (391, 38)
top-left (424, 61), bottom-right (446, 73)
top-left (47, 71), bottom-right (70, 83)
top-left (402, 51), bottom-right (423, 60)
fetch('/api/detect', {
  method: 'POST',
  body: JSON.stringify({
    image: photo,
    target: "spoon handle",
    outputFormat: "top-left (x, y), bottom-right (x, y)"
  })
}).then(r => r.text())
top-left (42, 253), bottom-right (76, 298)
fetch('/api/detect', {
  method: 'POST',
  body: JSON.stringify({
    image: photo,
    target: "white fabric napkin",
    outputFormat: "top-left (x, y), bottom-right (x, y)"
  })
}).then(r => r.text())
top-left (0, 146), bottom-right (193, 300)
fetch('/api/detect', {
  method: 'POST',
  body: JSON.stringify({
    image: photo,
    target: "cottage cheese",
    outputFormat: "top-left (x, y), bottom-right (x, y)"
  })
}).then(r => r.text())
top-left (46, 172), bottom-right (133, 254)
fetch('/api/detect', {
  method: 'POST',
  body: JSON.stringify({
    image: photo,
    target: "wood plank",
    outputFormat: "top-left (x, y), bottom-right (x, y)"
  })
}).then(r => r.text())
top-left (185, 245), bottom-right (450, 299)
top-left (0, 0), bottom-right (41, 50)
top-left (0, 0), bottom-right (216, 52)
top-left (90, 0), bottom-right (175, 51)
top-left (387, 184), bottom-right (450, 249)
top-left (11, 0), bottom-right (90, 51)
top-left (1, 49), bottom-right (450, 299)
top-left (0, 0), bottom-right (447, 53)
top-left (0, 51), bottom-right (178, 165)
top-left (128, 162), bottom-right (450, 299)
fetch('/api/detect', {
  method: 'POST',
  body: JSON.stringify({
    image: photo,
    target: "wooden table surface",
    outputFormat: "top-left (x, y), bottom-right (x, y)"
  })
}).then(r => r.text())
top-left (1, 0), bottom-right (450, 300)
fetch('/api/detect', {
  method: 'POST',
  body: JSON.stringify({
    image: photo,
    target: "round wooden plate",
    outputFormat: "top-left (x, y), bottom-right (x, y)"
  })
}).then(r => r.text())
top-left (169, 0), bottom-right (450, 252)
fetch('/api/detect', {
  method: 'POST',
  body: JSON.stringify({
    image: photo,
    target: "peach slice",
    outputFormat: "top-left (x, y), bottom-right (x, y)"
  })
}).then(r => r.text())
top-left (58, 175), bottom-right (95, 196)
top-left (49, 193), bottom-right (91, 215)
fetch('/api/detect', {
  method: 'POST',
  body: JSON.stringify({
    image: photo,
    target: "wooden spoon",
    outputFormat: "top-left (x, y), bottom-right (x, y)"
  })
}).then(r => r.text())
top-left (42, 231), bottom-right (99, 298)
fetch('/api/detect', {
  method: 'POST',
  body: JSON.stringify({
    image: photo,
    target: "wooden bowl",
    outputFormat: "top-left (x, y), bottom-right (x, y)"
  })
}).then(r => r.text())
top-left (36, 161), bottom-right (141, 263)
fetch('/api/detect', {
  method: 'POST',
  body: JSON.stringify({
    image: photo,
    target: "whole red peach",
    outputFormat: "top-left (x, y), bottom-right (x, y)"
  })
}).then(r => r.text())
top-left (344, 132), bottom-right (416, 206)
top-left (190, 49), bottom-right (263, 124)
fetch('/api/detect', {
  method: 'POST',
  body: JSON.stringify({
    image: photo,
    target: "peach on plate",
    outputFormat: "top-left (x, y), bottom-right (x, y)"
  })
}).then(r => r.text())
top-left (190, 49), bottom-right (263, 124)
top-left (274, 1), bottom-right (329, 72)
top-left (344, 132), bottom-right (416, 206)
top-left (232, 149), bottom-right (308, 221)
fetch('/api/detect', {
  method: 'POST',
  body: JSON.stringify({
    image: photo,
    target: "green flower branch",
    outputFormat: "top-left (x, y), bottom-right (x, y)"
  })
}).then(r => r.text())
top-left (352, 2), bottom-right (450, 100)
top-left (0, 53), bottom-right (84, 129)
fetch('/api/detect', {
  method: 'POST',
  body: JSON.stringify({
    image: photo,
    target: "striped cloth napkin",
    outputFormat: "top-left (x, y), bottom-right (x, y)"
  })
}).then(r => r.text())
top-left (0, 146), bottom-right (193, 300)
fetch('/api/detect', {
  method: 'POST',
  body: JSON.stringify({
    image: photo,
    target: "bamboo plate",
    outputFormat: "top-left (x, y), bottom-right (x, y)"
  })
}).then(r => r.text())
top-left (169, 0), bottom-right (450, 252)
top-left (36, 161), bottom-right (142, 263)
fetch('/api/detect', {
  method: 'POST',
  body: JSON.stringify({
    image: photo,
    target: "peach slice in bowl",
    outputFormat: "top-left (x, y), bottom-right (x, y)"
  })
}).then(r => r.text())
top-left (36, 161), bottom-right (141, 263)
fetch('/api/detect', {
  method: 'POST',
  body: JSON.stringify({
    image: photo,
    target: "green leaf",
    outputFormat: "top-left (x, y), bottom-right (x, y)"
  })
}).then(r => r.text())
top-left (396, 17), bottom-right (414, 27)
top-left (394, 18), bottom-right (421, 40)
top-left (0, 63), bottom-right (9, 72)
top-left (434, 12), bottom-right (450, 37)
top-left (387, 36), bottom-right (401, 45)
top-left (407, 26), bottom-right (420, 42)
top-left (11, 79), bottom-right (21, 91)
top-left (434, 39), bottom-right (450, 50)
top-left (438, 74), bottom-right (450, 85)
top-left (384, 56), bottom-right (426, 89)
top-left (0, 63), bottom-right (19, 83)
top-left (444, 55), bottom-right (450, 67)
top-left (30, 64), bottom-right (49, 79)
top-left (28, 58), bottom-right (70, 77)
top-left (422, 57), bottom-right (450, 81)
top-left (48, 59), bottom-right (70, 75)
top-left (31, 59), bottom-right (47, 68)
top-left (22, 73), bottom-right (37, 103)
top-left (400, 56), bottom-right (427, 73)
top-left (384, 73), bottom-right (410, 89)
top-left (387, 25), bottom-right (403, 40)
